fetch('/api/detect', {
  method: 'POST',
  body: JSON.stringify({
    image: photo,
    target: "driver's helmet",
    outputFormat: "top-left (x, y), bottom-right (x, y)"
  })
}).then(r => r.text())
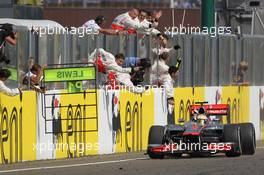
top-left (198, 107), bottom-right (206, 115)
top-left (197, 114), bottom-right (208, 126)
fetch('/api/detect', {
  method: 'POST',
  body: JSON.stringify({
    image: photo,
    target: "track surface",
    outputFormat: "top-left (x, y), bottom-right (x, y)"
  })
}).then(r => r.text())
top-left (1, 143), bottom-right (264, 175)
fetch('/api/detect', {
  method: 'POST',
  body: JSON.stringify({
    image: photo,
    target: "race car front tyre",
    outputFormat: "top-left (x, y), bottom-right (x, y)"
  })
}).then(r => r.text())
top-left (171, 153), bottom-right (182, 158)
top-left (148, 125), bottom-right (165, 159)
top-left (223, 124), bottom-right (242, 157)
top-left (189, 152), bottom-right (212, 157)
top-left (238, 123), bottom-right (256, 155)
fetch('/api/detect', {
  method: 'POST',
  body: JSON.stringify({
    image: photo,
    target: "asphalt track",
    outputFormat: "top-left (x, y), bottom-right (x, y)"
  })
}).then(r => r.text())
top-left (1, 142), bottom-right (264, 175)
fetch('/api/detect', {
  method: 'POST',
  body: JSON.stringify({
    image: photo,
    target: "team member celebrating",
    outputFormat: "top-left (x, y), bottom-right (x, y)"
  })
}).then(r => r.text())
top-left (111, 8), bottom-right (151, 34)
top-left (88, 48), bottom-right (145, 93)
top-left (82, 15), bottom-right (124, 35)
top-left (0, 69), bottom-right (21, 96)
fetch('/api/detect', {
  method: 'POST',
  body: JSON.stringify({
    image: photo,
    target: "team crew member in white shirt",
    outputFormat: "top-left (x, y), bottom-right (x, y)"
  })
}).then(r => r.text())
top-left (22, 64), bottom-right (46, 93)
top-left (150, 52), bottom-right (170, 86)
top-left (150, 51), bottom-right (181, 105)
top-left (88, 48), bottom-right (144, 93)
top-left (82, 16), bottom-right (124, 35)
top-left (137, 10), bottom-right (161, 35)
top-left (89, 48), bottom-right (137, 74)
top-left (148, 10), bottom-right (162, 28)
top-left (152, 33), bottom-right (180, 56)
top-left (0, 69), bottom-right (21, 96)
top-left (111, 9), bottom-right (151, 34)
top-left (164, 66), bottom-right (179, 124)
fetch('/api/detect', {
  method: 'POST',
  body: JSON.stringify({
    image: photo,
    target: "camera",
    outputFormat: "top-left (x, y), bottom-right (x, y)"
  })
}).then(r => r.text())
top-left (131, 70), bottom-right (145, 86)
top-left (131, 58), bottom-right (151, 85)
top-left (0, 52), bottom-right (10, 64)
top-left (139, 58), bottom-right (151, 70)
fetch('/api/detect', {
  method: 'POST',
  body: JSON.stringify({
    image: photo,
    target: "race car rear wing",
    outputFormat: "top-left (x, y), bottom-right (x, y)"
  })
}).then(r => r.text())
top-left (190, 104), bottom-right (230, 115)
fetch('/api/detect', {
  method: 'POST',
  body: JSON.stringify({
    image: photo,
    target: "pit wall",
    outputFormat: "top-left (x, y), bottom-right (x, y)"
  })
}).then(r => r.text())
top-left (0, 86), bottom-right (263, 164)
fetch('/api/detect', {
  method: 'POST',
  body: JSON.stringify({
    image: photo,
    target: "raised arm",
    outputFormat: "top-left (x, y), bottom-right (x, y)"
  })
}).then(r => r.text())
top-left (0, 81), bottom-right (20, 96)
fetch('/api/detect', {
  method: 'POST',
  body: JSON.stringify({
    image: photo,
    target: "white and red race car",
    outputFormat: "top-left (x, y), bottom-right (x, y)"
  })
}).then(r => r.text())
top-left (147, 102), bottom-right (256, 158)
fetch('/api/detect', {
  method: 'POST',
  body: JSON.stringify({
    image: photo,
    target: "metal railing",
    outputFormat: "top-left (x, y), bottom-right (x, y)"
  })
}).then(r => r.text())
top-left (3, 31), bottom-right (264, 89)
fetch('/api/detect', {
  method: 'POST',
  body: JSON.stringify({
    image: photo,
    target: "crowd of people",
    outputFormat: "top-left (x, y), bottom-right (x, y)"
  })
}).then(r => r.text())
top-left (82, 8), bottom-right (162, 36)
top-left (0, 8), bottom-right (181, 106)
top-left (83, 8), bottom-right (182, 105)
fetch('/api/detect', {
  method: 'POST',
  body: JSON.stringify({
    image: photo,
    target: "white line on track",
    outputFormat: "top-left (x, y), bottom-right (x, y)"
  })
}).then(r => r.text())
top-left (0, 157), bottom-right (147, 174)
top-left (256, 147), bottom-right (264, 149)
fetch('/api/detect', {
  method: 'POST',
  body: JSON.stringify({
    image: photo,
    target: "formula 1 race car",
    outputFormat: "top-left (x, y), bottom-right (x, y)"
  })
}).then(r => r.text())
top-left (147, 102), bottom-right (256, 159)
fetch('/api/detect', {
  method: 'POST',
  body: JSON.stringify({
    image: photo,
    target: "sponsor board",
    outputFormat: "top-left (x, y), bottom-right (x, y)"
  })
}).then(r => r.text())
top-left (0, 92), bottom-right (37, 164)
top-left (0, 85), bottom-right (262, 164)
top-left (98, 90), bottom-right (117, 154)
top-left (115, 90), bottom-right (155, 153)
top-left (251, 86), bottom-right (264, 140)
top-left (153, 88), bottom-right (167, 125)
top-left (222, 86), bottom-right (249, 123)
top-left (52, 90), bottom-right (99, 158)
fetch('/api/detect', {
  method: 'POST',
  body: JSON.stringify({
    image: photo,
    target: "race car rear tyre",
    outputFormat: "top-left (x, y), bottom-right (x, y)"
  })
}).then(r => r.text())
top-left (223, 124), bottom-right (242, 157)
top-left (148, 125), bottom-right (165, 159)
top-left (238, 123), bottom-right (256, 155)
